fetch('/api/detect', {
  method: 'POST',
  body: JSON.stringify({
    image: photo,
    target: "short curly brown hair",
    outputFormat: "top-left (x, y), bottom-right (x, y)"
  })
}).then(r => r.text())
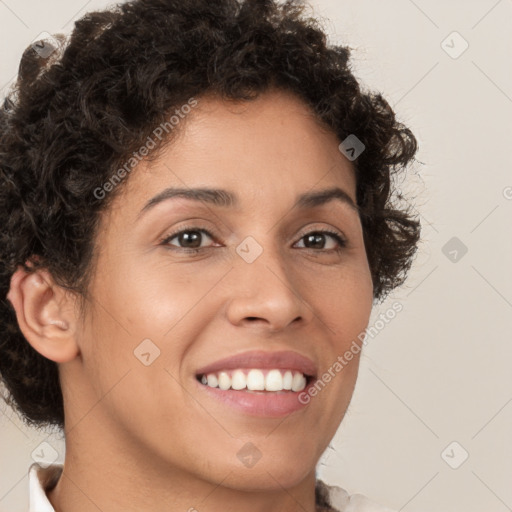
top-left (0, 0), bottom-right (420, 432)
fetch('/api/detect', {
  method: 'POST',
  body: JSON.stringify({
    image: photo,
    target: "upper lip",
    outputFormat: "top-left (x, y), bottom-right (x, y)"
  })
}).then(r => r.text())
top-left (195, 350), bottom-right (318, 378)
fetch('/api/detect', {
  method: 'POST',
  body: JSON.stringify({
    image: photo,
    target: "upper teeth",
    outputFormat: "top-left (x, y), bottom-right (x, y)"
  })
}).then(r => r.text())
top-left (199, 369), bottom-right (308, 392)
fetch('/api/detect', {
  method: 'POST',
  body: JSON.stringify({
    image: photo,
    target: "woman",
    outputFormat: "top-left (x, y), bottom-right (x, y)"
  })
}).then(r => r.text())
top-left (0, 0), bottom-right (420, 510)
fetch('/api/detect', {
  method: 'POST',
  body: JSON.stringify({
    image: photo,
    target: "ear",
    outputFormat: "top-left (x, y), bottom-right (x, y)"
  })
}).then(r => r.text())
top-left (6, 265), bottom-right (80, 363)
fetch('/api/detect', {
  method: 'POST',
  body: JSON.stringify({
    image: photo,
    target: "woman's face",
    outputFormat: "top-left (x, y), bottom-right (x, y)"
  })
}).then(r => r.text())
top-left (66, 89), bottom-right (374, 490)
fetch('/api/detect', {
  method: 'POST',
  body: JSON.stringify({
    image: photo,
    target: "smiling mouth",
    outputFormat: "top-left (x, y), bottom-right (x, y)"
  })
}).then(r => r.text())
top-left (195, 368), bottom-right (314, 393)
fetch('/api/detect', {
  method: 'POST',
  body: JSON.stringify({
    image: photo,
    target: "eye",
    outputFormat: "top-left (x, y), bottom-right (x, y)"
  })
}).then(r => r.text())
top-left (294, 230), bottom-right (347, 251)
top-left (160, 227), bottom-right (216, 252)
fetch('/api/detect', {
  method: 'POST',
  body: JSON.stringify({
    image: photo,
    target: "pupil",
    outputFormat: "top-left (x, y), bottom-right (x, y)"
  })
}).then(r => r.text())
top-left (306, 233), bottom-right (324, 249)
top-left (180, 231), bottom-right (201, 248)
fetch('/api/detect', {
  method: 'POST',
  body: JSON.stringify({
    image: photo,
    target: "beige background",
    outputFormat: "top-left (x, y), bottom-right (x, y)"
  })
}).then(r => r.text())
top-left (1, 1), bottom-right (511, 511)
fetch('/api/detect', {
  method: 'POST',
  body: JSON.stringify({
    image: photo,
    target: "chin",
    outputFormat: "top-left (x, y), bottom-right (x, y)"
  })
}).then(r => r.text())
top-left (217, 453), bottom-right (317, 492)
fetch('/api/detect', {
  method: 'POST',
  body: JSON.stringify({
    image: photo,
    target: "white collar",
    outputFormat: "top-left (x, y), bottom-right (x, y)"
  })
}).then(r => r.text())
top-left (28, 462), bottom-right (63, 512)
top-left (28, 462), bottom-right (395, 512)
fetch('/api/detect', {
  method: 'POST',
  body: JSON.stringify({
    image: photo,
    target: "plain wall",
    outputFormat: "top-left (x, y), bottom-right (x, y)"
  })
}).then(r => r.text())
top-left (1, 1), bottom-right (511, 511)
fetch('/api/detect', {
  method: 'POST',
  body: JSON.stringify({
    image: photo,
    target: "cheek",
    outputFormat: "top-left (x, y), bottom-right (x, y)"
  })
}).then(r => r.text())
top-left (114, 257), bottom-right (224, 334)
top-left (308, 262), bottom-right (372, 404)
top-left (307, 261), bottom-right (374, 334)
top-left (81, 263), bottom-right (221, 398)
top-left (76, 294), bottom-right (194, 446)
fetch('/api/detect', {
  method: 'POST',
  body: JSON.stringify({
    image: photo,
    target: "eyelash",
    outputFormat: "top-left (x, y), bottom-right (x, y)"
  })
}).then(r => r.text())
top-left (159, 225), bottom-right (348, 254)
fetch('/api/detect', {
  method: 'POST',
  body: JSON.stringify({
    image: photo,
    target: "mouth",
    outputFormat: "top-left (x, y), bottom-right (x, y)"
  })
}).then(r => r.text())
top-left (193, 352), bottom-right (318, 418)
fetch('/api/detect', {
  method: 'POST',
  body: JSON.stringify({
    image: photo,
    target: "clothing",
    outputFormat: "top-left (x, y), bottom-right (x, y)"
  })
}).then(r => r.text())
top-left (28, 462), bottom-right (396, 512)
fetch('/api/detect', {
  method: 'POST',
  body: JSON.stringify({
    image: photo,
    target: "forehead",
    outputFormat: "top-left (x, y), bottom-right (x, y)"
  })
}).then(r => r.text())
top-left (115, 89), bottom-right (356, 215)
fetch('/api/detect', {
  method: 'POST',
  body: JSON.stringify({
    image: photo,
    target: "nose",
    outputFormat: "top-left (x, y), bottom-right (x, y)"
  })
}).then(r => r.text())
top-left (225, 238), bottom-right (314, 332)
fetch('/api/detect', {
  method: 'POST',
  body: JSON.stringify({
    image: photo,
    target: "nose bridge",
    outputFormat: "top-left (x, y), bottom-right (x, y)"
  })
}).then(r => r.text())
top-left (225, 232), bottom-right (311, 330)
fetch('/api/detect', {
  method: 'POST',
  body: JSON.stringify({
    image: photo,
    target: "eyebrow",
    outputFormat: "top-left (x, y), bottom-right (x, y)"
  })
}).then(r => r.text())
top-left (138, 185), bottom-right (359, 219)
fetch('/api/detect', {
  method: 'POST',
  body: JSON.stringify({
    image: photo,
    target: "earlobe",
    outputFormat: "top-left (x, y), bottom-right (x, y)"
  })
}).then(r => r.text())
top-left (7, 265), bottom-right (80, 363)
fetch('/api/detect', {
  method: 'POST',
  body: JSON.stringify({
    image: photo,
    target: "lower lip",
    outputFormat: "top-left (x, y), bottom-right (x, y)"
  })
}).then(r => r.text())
top-left (194, 378), bottom-right (315, 418)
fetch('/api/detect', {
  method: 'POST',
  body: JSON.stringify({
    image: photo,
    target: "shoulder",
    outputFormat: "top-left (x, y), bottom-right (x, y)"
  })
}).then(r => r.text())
top-left (316, 479), bottom-right (397, 512)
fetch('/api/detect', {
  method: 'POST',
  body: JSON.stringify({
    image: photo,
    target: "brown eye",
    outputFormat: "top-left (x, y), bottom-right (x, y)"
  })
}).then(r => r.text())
top-left (295, 230), bottom-right (347, 251)
top-left (161, 228), bottom-right (215, 250)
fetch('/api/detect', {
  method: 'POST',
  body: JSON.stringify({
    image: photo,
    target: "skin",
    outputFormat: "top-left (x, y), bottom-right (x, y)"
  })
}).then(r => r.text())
top-left (8, 88), bottom-right (374, 512)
